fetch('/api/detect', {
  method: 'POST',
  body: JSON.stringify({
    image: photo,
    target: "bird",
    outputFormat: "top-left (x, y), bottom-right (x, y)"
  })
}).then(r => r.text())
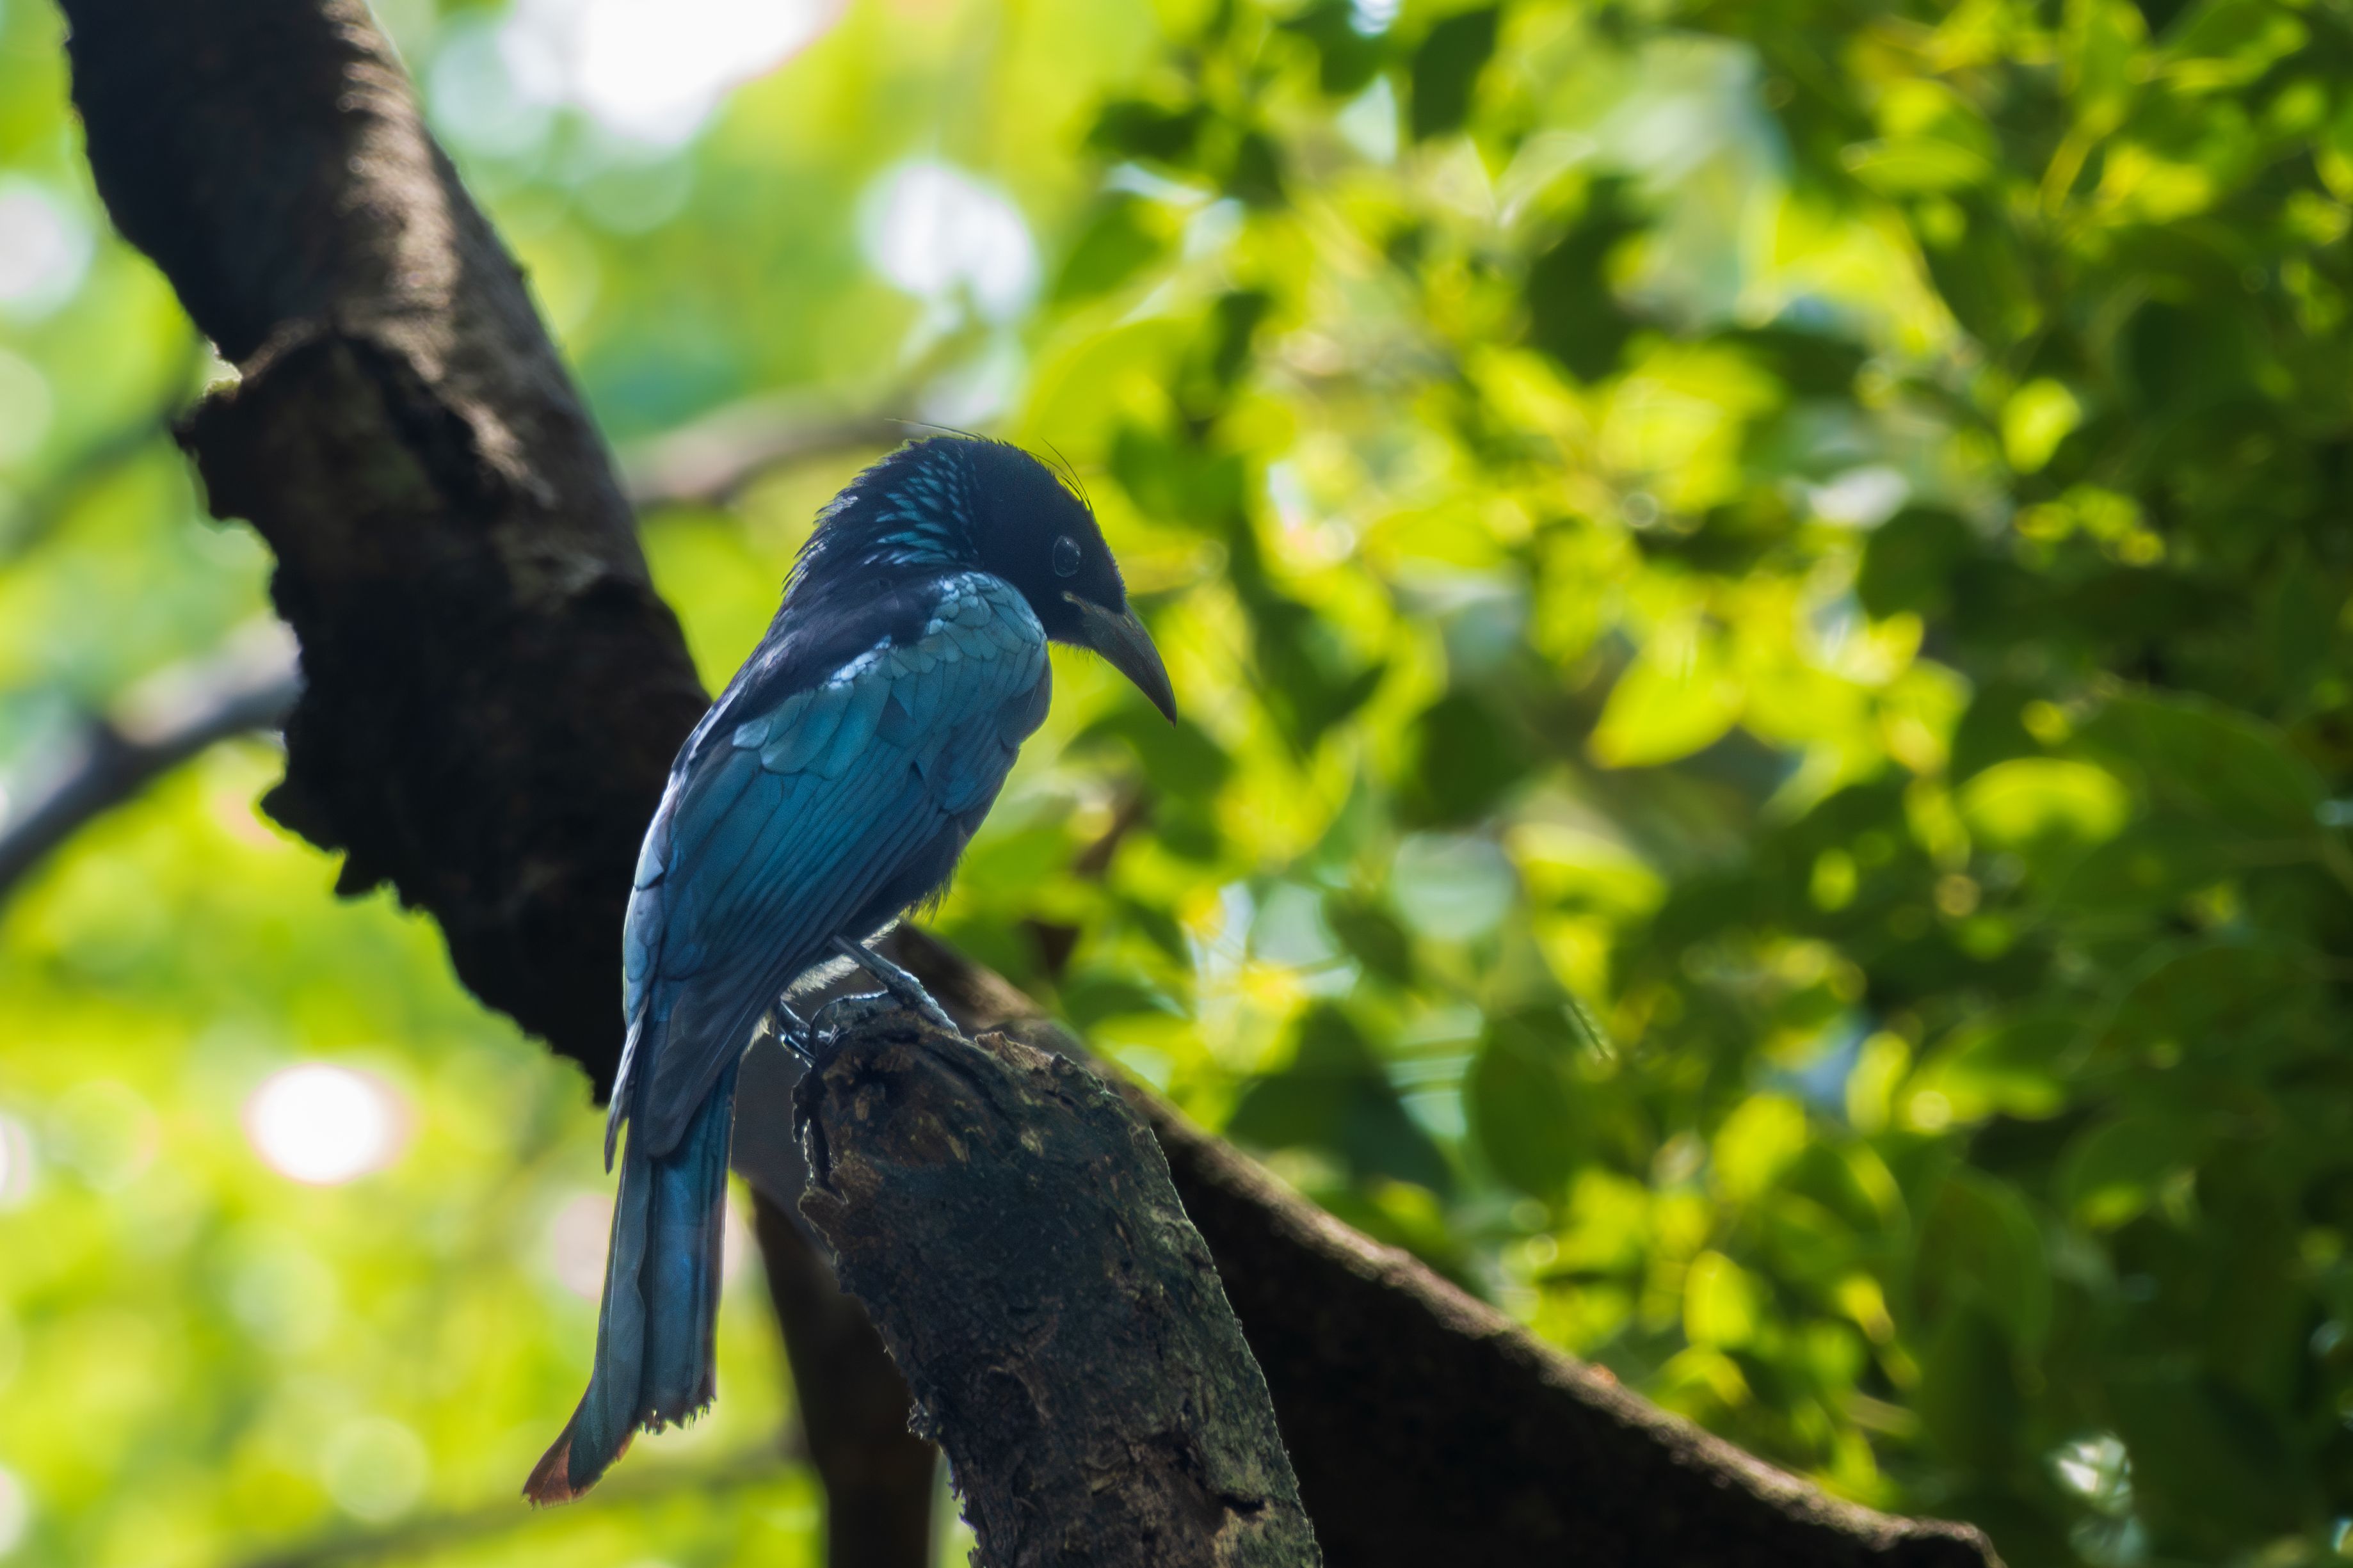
top-left (524, 435), bottom-right (1176, 1503)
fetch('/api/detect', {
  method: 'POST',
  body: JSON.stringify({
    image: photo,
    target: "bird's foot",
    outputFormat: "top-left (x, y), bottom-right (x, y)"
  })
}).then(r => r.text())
top-left (827, 935), bottom-right (963, 1037)
top-left (761, 999), bottom-right (817, 1066)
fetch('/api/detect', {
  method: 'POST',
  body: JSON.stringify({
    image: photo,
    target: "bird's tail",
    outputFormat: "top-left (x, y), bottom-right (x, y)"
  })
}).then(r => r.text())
top-left (524, 1057), bottom-right (740, 1503)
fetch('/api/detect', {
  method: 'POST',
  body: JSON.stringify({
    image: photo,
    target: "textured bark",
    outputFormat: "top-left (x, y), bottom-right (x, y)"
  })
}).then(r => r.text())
top-left (65, 0), bottom-right (704, 1098)
top-left (59, 3), bottom-right (2001, 1565)
top-left (796, 1013), bottom-right (1321, 1568)
top-left (749, 1196), bottom-right (938, 1568)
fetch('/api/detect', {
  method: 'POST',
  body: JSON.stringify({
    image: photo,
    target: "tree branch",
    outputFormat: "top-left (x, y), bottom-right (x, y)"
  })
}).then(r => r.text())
top-left (796, 1011), bottom-right (1321, 1568)
top-left (65, 0), bottom-right (706, 1097)
top-left (739, 1026), bottom-right (940, 1568)
top-left (0, 629), bottom-right (300, 899)
top-left (618, 394), bottom-right (907, 512)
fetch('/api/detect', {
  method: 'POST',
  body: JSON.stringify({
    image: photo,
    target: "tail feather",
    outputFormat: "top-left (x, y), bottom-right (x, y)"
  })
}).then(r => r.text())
top-left (526, 1057), bottom-right (740, 1503)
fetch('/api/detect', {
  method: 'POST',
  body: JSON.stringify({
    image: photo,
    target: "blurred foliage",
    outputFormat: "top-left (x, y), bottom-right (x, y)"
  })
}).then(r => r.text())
top-left (3, 0), bottom-right (2353, 1564)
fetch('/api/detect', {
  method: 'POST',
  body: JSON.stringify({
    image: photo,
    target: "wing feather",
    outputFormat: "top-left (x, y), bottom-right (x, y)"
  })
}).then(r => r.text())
top-left (619, 573), bottom-right (1049, 1158)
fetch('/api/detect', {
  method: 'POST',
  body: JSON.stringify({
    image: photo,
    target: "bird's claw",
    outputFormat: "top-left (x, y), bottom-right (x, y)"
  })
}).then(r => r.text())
top-left (828, 936), bottom-right (962, 1037)
top-left (754, 995), bottom-right (824, 1064)
top-left (772, 940), bottom-right (965, 1066)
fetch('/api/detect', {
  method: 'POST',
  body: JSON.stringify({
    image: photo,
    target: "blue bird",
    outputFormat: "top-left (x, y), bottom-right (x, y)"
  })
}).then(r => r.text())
top-left (525, 436), bottom-right (1176, 1503)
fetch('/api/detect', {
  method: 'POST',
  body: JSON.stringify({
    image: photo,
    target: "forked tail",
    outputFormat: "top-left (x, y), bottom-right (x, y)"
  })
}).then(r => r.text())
top-left (524, 1059), bottom-right (741, 1503)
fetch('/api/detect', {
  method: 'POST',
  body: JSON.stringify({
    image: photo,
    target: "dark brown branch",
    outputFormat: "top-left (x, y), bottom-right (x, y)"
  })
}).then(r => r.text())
top-left (0, 634), bottom-right (300, 899)
top-left (66, 0), bottom-right (705, 1097)
top-left (796, 1012), bottom-right (1321, 1568)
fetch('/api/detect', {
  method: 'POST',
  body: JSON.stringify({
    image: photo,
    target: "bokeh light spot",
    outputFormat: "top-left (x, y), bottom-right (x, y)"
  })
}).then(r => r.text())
top-left (502, 0), bottom-right (840, 146)
top-left (862, 161), bottom-right (1039, 324)
top-left (243, 1064), bottom-right (406, 1185)
top-left (0, 1114), bottom-right (34, 1209)
top-left (0, 180), bottom-right (92, 318)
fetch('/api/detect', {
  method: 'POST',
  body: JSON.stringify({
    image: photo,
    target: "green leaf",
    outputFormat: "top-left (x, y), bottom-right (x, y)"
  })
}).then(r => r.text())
top-left (1322, 890), bottom-right (1417, 986)
top-left (2077, 691), bottom-right (2325, 840)
top-left (1467, 1028), bottom-right (1582, 1198)
top-left (1589, 618), bottom-right (1741, 767)
top-left (1408, 7), bottom-right (1498, 140)
top-left (1525, 175), bottom-right (1646, 381)
top-left (1682, 1250), bottom-right (1760, 1348)
top-left (1712, 1096), bottom-right (1807, 1204)
top-left (1999, 378), bottom-right (2083, 473)
top-left (1959, 758), bottom-right (2130, 854)
top-left (1228, 1005), bottom-right (1454, 1195)
top-left (1050, 195), bottom-right (1168, 305)
top-left (1912, 1171), bottom-right (2051, 1352)
top-left (2059, 1109), bottom-right (2204, 1229)
top-left (1916, 1305), bottom-right (2023, 1469)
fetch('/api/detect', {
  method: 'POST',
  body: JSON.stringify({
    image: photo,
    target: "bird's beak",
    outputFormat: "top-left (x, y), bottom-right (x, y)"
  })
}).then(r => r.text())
top-left (1066, 594), bottom-right (1177, 723)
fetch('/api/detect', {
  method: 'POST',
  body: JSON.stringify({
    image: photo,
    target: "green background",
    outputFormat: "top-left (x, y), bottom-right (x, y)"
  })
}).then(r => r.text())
top-left (3, 0), bottom-right (2351, 1563)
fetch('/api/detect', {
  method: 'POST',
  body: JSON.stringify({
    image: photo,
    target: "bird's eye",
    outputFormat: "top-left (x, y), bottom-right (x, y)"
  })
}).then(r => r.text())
top-left (1052, 534), bottom-right (1082, 578)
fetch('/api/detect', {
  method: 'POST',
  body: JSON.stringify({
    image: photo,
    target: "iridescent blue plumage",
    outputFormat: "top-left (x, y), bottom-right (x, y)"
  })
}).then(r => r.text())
top-left (526, 436), bottom-right (1175, 1502)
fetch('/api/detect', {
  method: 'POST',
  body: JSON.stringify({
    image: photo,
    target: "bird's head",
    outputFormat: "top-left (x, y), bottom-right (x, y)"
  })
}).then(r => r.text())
top-left (801, 435), bottom-right (1176, 722)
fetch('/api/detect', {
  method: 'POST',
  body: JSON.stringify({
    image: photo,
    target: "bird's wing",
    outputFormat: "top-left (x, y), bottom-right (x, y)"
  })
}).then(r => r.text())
top-left (616, 571), bottom-right (1050, 1158)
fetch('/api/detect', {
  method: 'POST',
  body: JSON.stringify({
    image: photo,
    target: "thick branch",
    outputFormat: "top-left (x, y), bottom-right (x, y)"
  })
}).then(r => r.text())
top-left (66, 0), bottom-right (705, 1096)
top-left (796, 1012), bottom-right (1321, 1568)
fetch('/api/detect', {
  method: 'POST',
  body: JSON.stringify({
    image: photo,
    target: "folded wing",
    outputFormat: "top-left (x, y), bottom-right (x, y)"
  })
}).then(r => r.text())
top-left (616, 573), bottom-right (1051, 1158)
